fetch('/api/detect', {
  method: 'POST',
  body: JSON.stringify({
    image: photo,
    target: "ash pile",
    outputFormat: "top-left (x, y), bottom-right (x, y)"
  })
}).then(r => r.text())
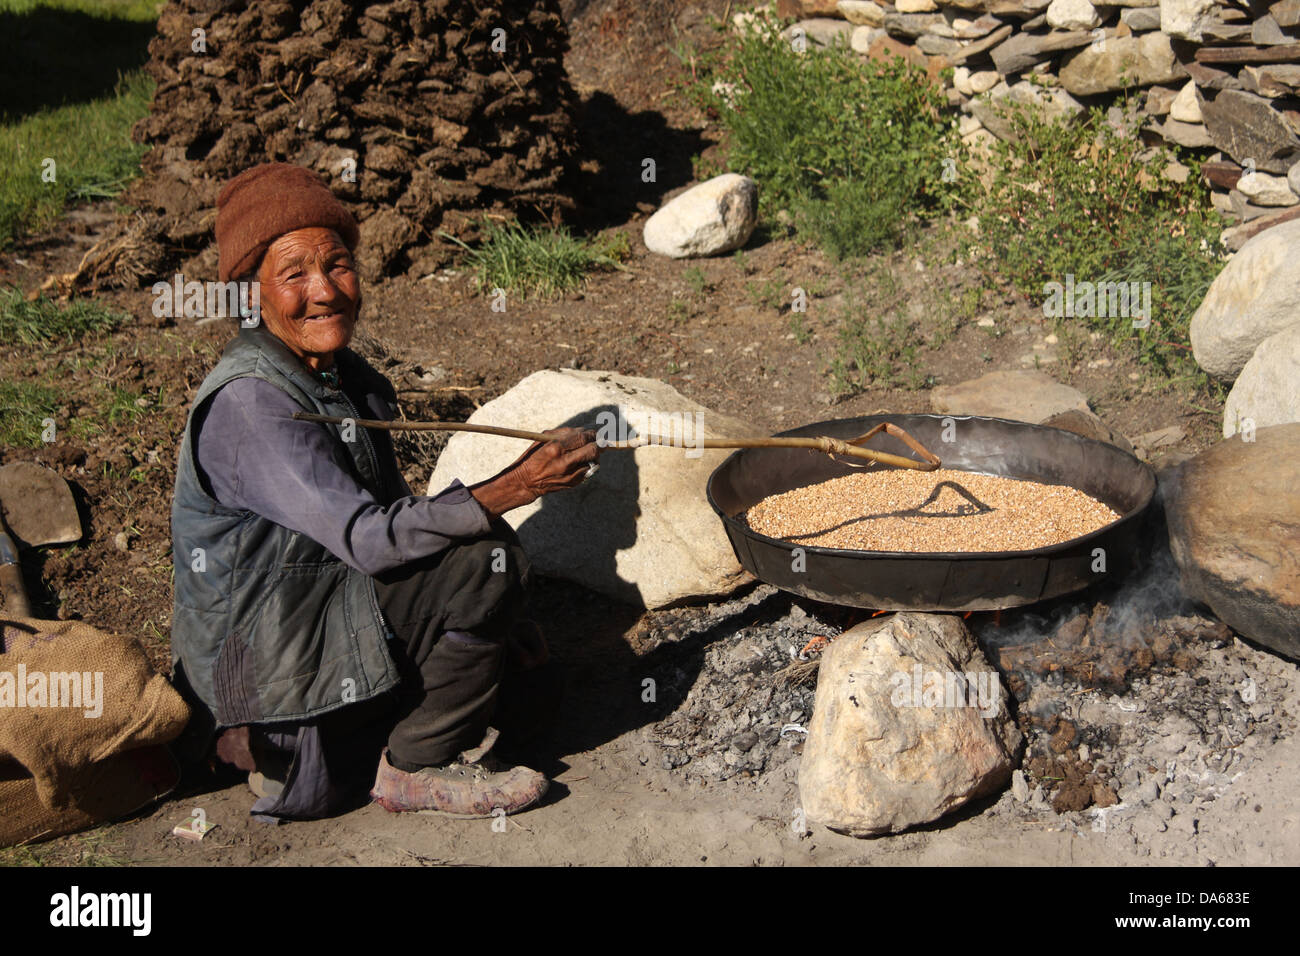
top-left (76, 0), bottom-right (579, 288)
top-left (980, 585), bottom-right (1290, 815)
top-left (636, 548), bottom-right (1294, 858)
top-left (979, 587), bottom-right (1295, 860)
top-left (637, 589), bottom-right (849, 787)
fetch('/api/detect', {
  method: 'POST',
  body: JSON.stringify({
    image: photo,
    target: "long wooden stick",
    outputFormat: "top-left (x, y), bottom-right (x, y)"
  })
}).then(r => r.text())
top-left (292, 412), bottom-right (942, 471)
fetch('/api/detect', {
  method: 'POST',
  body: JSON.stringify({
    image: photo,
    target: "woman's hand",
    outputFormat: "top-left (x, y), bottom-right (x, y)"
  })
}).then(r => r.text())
top-left (469, 427), bottom-right (601, 519)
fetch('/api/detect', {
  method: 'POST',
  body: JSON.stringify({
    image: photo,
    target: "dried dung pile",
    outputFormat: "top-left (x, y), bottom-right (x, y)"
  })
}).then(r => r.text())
top-left (75, 0), bottom-right (580, 288)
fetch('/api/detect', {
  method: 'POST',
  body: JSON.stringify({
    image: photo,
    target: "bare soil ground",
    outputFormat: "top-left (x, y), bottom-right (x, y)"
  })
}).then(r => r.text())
top-left (1, 0), bottom-right (1295, 867)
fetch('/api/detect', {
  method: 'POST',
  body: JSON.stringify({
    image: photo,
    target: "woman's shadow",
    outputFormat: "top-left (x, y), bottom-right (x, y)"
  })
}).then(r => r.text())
top-left (511, 403), bottom-right (725, 768)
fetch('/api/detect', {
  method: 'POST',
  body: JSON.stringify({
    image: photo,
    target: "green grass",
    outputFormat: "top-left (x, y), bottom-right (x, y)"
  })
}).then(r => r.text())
top-left (745, 271), bottom-right (787, 310)
top-left (975, 99), bottom-right (1227, 382)
top-left (0, 844), bottom-right (45, 865)
top-left (666, 296), bottom-right (691, 324)
top-left (0, 289), bottom-right (129, 447)
top-left (0, 288), bottom-right (127, 343)
top-left (0, 828), bottom-right (133, 866)
top-left (682, 265), bottom-right (711, 297)
top-left (0, 0), bottom-right (159, 246)
top-left (0, 0), bottom-right (160, 119)
top-left (0, 375), bottom-right (106, 447)
top-left (444, 221), bottom-right (630, 300)
top-left (684, 10), bottom-right (962, 260)
top-left (106, 385), bottom-right (149, 424)
top-left (828, 312), bottom-right (923, 395)
top-left (0, 70), bottom-right (153, 246)
top-left (0, 379), bottom-right (61, 446)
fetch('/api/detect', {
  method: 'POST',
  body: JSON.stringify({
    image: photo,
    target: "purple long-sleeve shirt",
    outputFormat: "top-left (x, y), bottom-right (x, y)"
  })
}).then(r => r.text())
top-left (193, 377), bottom-right (491, 576)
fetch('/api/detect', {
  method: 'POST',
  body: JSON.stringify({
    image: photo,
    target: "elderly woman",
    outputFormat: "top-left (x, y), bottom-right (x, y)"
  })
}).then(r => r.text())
top-left (170, 163), bottom-right (599, 821)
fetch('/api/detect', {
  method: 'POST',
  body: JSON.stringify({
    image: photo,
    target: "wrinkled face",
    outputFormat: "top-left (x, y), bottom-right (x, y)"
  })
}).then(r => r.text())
top-left (256, 226), bottom-right (360, 370)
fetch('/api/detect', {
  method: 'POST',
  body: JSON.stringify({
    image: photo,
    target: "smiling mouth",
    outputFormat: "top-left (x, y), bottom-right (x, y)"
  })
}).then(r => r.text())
top-left (305, 312), bottom-right (347, 322)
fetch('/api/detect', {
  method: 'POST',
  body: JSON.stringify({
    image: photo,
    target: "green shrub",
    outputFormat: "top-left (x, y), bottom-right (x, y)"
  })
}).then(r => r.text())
top-left (975, 99), bottom-right (1226, 379)
top-left (795, 176), bottom-right (908, 260)
top-left (687, 11), bottom-right (962, 259)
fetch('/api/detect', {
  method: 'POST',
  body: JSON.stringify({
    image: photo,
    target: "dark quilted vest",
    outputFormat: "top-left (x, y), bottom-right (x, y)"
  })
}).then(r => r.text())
top-left (170, 324), bottom-right (403, 727)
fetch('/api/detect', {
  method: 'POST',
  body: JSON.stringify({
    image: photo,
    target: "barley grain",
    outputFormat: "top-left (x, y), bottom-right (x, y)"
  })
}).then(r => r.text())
top-left (744, 468), bottom-right (1120, 553)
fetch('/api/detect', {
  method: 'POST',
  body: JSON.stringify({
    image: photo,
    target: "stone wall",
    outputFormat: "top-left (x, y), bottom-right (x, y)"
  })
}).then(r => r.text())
top-left (768, 0), bottom-right (1300, 249)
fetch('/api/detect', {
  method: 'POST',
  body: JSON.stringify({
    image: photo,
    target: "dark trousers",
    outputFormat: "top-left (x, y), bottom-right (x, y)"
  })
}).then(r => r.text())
top-left (375, 518), bottom-right (540, 770)
top-left (198, 521), bottom-right (556, 817)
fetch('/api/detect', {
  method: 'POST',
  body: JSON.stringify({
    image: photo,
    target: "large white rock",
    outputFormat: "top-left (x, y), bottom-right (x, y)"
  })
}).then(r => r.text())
top-left (1160, 0), bottom-right (1219, 41)
top-left (799, 613), bottom-right (1022, 836)
top-left (1190, 217), bottom-right (1300, 380)
top-left (1047, 0), bottom-right (1101, 30)
top-left (643, 174), bottom-right (758, 259)
top-left (426, 370), bottom-right (758, 609)
top-left (850, 24), bottom-right (885, 52)
top-left (953, 66), bottom-right (974, 96)
top-left (1223, 323), bottom-right (1300, 437)
top-left (784, 17), bottom-right (854, 48)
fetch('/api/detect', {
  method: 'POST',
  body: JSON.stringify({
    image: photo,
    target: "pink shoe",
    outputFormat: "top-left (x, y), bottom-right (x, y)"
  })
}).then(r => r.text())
top-left (370, 734), bottom-right (548, 818)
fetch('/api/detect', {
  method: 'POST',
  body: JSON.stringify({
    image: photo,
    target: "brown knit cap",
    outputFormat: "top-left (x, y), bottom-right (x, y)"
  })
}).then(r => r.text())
top-left (215, 163), bottom-right (359, 282)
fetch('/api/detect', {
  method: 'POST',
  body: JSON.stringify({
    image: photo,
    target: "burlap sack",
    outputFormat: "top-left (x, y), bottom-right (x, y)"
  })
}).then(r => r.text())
top-left (0, 616), bottom-right (189, 845)
top-left (0, 745), bottom-right (179, 847)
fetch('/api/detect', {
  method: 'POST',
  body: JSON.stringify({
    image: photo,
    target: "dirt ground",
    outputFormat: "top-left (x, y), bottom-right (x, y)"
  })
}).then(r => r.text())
top-left (1, 0), bottom-right (1295, 867)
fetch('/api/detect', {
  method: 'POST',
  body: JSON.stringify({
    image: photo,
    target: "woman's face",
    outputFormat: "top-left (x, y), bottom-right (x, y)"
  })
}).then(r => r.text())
top-left (256, 226), bottom-right (361, 371)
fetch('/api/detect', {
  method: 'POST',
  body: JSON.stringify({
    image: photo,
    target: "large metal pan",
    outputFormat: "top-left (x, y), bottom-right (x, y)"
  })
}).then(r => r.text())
top-left (707, 413), bottom-right (1157, 611)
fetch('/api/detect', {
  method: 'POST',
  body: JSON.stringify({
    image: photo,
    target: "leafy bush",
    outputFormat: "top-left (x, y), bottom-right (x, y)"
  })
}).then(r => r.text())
top-left (687, 12), bottom-right (962, 259)
top-left (975, 99), bottom-right (1226, 379)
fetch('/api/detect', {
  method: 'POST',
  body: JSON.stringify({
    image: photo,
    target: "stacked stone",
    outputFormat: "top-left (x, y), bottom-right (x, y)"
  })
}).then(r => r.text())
top-left (81, 0), bottom-right (580, 286)
top-left (767, 0), bottom-right (1300, 249)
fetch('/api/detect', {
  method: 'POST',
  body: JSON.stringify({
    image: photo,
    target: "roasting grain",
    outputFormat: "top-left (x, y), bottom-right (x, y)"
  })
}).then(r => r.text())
top-left (744, 468), bottom-right (1121, 553)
